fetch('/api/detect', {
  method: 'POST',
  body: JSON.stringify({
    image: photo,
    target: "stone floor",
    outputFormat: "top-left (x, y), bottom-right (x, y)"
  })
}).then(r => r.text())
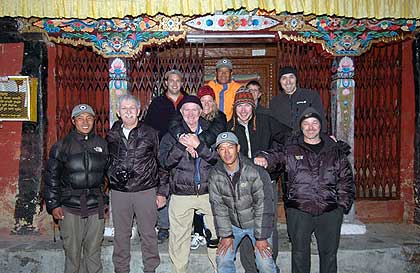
top-left (1, 223), bottom-right (419, 273)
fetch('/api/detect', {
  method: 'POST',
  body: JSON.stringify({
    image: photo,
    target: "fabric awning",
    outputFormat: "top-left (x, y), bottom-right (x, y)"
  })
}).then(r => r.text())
top-left (1, 0), bottom-right (419, 20)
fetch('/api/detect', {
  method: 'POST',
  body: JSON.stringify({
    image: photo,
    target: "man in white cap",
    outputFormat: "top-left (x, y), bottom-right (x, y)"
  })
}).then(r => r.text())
top-left (208, 58), bottom-right (242, 121)
top-left (209, 131), bottom-right (277, 273)
top-left (44, 103), bottom-right (109, 273)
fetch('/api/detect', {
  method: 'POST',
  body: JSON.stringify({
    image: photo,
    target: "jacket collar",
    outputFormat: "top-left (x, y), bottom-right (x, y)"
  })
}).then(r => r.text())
top-left (296, 132), bottom-right (336, 153)
top-left (70, 128), bottom-right (95, 141)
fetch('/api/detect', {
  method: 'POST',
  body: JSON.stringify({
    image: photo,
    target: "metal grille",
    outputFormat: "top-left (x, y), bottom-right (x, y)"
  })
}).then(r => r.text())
top-left (277, 41), bottom-right (333, 132)
top-left (55, 45), bottom-right (110, 139)
top-left (354, 43), bottom-right (402, 199)
top-left (129, 41), bottom-right (205, 115)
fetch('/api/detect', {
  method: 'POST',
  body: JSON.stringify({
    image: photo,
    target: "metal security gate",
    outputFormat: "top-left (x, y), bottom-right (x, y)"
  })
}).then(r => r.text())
top-left (55, 44), bottom-right (110, 139)
top-left (354, 43), bottom-right (402, 200)
top-left (129, 41), bottom-right (205, 115)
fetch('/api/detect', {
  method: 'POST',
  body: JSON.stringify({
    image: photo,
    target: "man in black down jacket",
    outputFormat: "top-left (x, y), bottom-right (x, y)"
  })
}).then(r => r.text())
top-left (159, 95), bottom-right (219, 273)
top-left (107, 94), bottom-right (167, 273)
top-left (255, 107), bottom-right (355, 273)
top-left (44, 104), bottom-right (109, 273)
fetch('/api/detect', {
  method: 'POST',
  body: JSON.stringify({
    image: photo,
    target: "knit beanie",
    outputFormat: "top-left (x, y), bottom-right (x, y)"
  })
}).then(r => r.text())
top-left (197, 85), bottom-right (215, 100)
top-left (299, 107), bottom-right (322, 128)
top-left (279, 66), bottom-right (298, 83)
top-left (177, 95), bottom-right (203, 110)
top-left (233, 87), bottom-right (256, 109)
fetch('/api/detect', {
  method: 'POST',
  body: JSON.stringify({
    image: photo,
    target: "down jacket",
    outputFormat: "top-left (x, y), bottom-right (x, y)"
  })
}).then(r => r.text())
top-left (262, 134), bottom-right (355, 216)
top-left (208, 155), bottom-right (274, 240)
top-left (44, 129), bottom-right (109, 215)
top-left (106, 120), bottom-right (167, 195)
top-left (159, 118), bottom-right (217, 196)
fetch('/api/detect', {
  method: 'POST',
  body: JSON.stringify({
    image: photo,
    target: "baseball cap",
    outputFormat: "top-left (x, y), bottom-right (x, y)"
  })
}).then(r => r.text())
top-left (216, 132), bottom-right (239, 148)
top-left (215, 58), bottom-right (233, 70)
top-left (71, 104), bottom-right (95, 118)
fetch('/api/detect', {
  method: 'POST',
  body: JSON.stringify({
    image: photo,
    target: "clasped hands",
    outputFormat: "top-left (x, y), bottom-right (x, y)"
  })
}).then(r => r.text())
top-left (178, 133), bottom-right (200, 158)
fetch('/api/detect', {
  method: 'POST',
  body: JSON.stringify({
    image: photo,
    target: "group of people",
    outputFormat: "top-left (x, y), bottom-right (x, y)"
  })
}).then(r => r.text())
top-left (44, 57), bottom-right (355, 273)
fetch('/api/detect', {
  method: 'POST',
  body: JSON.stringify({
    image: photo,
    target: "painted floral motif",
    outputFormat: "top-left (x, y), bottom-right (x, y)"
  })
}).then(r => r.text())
top-left (31, 17), bottom-right (176, 58)
top-left (110, 58), bottom-right (127, 80)
top-left (301, 16), bottom-right (418, 55)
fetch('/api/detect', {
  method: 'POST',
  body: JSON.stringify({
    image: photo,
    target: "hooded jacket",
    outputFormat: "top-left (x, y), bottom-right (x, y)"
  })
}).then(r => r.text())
top-left (261, 108), bottom-right (355, 215)
top-left (208, 155), bottom-right (274, 240)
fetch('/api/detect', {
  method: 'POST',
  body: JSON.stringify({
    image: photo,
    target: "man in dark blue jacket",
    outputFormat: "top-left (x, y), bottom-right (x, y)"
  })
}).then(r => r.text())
top-left (159, 95), bottom-right (219, 273)
top-left (44, 104), bottom-right (109, 273)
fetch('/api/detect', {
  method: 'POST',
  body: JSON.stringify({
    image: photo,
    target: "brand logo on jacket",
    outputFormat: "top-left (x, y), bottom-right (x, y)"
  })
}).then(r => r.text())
top-left (296, 100), bottom-right (307, 104)
top-left (94, 147), bottom-right (103, 152)
top-left (295, 155), bottom-right (304, 160)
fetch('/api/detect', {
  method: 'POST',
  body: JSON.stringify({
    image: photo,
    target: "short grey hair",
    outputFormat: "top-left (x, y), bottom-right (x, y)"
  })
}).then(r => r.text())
top-left (117, 94), bottom-right (141, 110)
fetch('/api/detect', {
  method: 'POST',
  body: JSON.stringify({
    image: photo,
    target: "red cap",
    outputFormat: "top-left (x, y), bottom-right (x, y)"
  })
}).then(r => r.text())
top-left (197, 85), bottom-right (215, 100)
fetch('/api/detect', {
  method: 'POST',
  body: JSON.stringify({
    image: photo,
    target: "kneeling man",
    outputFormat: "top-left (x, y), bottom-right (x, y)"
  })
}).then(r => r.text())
top-left (209, 132), bottom-right (277, 273)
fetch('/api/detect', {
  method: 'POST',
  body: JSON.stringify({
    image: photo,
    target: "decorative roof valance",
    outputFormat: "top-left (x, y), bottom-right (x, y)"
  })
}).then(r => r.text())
top-left (2, 0), bottom-right (420, 20)
top-left (19, 10), bottom-right (420, 58)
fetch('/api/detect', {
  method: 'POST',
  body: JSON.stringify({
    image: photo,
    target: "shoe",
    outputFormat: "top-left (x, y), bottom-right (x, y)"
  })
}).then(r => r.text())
top-left (157, 228), bottom-right (169, 244)
top-left (190, 233), bottom-right (207, 250)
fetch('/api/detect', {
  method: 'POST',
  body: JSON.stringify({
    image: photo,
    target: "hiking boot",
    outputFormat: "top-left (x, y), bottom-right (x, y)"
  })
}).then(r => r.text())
top-left (190, 233), bottom-right (207, 250)
top-left (157, 228), bottom-right (169, 244)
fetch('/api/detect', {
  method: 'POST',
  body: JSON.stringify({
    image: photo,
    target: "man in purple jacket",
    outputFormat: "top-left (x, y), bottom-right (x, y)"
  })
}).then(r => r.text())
top-left (255, 107), bottom-right (355, 273)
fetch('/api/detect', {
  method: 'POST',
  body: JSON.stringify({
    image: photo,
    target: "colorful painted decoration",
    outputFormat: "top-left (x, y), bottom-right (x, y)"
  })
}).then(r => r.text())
top-left (20, 10), bottom-right (420, 58)
top-left (299, 16), bottom-right (418, 56)
top-left (30, 17), bottom-right (183, 58)
top-left (185, 14), bottom-right (279, 31)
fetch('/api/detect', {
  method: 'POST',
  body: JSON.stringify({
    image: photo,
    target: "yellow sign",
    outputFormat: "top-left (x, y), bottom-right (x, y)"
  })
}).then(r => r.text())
top-left (0, 76), bottom-right (37, 122)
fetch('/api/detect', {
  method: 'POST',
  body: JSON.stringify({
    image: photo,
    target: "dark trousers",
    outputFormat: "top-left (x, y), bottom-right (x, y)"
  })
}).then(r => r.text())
top-left (112, 188), bottom-right (160, 273)
top-left (286, 207), bottom-right (344, 273)
top-left (59, 211), bottom-right (105, 273)
top-left (239, 180), bottom-right (279, 273)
